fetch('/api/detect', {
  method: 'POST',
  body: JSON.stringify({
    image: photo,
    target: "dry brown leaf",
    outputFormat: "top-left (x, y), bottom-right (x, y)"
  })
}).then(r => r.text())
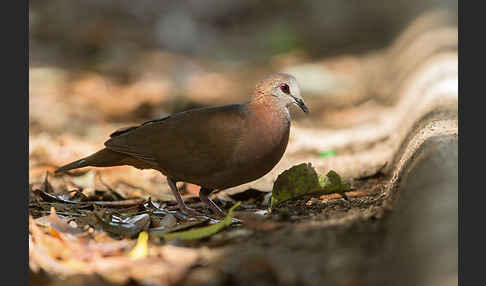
top-left (30, 215), bottom-right (200, 286)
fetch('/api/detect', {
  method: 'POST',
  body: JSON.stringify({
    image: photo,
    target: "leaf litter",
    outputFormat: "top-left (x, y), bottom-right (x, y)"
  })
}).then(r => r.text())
top-left (29, 172), bottom-right (246, 285)
top-left (161, 202), bottom-right (241, 241)
top-left (29, 161), bottom-right (376, 285)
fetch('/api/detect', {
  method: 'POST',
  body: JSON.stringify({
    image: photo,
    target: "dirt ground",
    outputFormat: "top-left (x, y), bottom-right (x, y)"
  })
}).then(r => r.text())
top-left (29, 11), bottom-right (458, 286)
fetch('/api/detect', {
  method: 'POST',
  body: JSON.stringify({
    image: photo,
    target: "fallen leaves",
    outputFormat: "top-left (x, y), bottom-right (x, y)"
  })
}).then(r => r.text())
top-left (28, 172), bottom-right (245, 285)
top-left (29, 216), bottom-right (200, 285)
top-left (93, 212), bottom-right (151, 238)
top-left (48, 207), bottom-right (86, 235)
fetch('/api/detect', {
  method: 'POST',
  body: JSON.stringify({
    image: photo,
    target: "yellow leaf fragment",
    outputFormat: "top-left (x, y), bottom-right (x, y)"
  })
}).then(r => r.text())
top-left (128, 231), bottom-right (149, 260)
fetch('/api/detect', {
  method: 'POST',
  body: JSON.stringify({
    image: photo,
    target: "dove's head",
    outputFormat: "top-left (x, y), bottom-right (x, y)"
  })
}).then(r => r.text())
top-left (253, 73), bottom-right (308, 114)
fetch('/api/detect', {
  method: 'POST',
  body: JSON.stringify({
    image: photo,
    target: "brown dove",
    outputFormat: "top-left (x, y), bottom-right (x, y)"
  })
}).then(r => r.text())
top-left (55, 73), bottom-right (308, 216)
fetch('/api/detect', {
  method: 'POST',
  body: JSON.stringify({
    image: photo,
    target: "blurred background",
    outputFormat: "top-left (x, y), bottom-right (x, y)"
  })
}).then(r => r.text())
top-left (29, 0), bottom-right (457, 134)
top-left (30, 0), bottom-right (457, 67)
top-left (29, 1), bottom-right (458, 286)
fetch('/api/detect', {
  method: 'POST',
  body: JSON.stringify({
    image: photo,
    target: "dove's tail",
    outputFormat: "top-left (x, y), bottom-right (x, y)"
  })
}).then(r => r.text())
top-left (55, 148), bottom-right (127, 173)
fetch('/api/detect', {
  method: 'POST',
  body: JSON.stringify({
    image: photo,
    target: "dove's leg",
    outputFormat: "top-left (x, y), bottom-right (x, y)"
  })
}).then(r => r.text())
top-left (167, 177), bottom-right (202, 216)
top-left (199, 187), bottom-right (225, 217)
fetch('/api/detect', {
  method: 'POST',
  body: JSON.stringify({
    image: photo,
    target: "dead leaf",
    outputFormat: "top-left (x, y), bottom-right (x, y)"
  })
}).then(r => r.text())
top-left (48, 207), bottom-right (86, 235)
top-left (128, 231), bottom-right (149, 260)
top-left (94, 212), bottom-right (151, 238)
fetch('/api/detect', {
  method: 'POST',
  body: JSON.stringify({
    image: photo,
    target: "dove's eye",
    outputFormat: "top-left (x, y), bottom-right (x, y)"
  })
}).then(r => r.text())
top-left (280, 84), bottom-right (290, 94)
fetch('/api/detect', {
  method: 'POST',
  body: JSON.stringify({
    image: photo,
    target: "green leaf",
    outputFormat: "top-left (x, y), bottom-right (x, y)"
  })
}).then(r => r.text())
top-left (270, 163), bottom-right (349, 208)
top-left (270, 163), bottom-right (320, 208)
top-left (318, 170), bottom-right (349, 193)
top-left (162, 202), bottom-right (241, 241)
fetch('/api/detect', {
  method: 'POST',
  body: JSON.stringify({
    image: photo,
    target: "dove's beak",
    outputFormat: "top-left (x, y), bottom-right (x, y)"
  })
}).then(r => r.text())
top-left (292, 96), bottom-right (309, 114)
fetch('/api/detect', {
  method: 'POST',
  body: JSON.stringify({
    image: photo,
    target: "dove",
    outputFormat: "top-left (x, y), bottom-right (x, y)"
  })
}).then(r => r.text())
top-left (56, 73), bottom-right (308, 216)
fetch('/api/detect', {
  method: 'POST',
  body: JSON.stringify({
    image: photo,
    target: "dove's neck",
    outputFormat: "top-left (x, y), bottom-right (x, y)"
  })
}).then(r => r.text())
top-left (245, 97), bottom-right (291, 152)
top-left (247, 96), bottom-right (291, 123)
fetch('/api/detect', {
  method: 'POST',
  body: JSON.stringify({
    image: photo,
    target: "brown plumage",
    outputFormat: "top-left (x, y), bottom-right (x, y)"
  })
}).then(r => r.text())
top-left (56, 73), bottom-right (308, 216)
